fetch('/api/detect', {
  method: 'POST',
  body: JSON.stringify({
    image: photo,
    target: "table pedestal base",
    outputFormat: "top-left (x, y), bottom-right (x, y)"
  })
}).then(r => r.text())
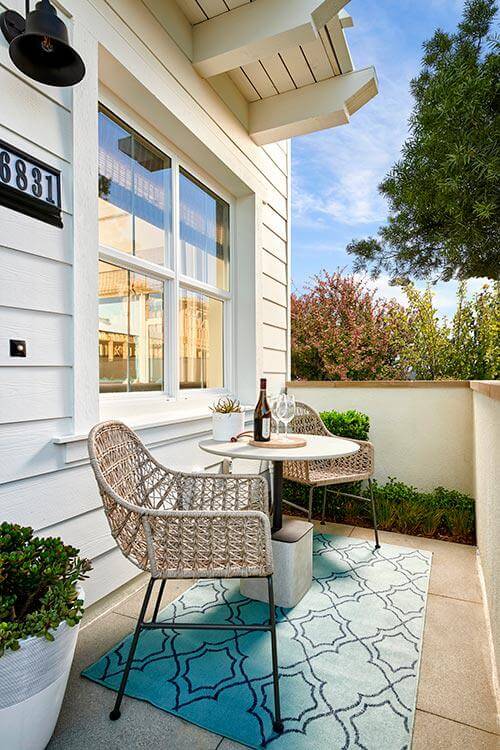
top-left (240, 519), bottom-right (313, 608)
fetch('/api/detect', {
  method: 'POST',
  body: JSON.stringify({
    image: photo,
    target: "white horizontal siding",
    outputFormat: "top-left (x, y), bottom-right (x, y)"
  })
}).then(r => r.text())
top-left (263, 373), bottom-right (287, 395)
top-left (0, 418), bottom-right (73, 483)
top-left (0, 464), bottom-right (99, 529)
top-left (0, 307), bottom-right (72, 367)
top-left (0, 367), bottom-right (72, 424)
top-left (262, 225), bottom-right (287, 262)
top-left (40, 507), bottom-right (115, 560)
top-left (0, 66), bottom-right (72, 162)
top-left (262, 142), bottom-right (288, 174)
top-left (263, 203), bottom-right (287, 241)
top-left (263, 324), bottom-right (287, 351)
top-left (0, 207), bottom-right (73, 263)
top-left (263, 347), bottom-right (287, 373)
top-left (85, 547), bottom-right (140, 606)
top-left (263, 249), bottom-right (287, 283)
top-left (263, 273), bottom-right (287, 307)
top-left (0, 247), bottom-right (72, 315)
top-left (263, 298), bottom-right (287, 329)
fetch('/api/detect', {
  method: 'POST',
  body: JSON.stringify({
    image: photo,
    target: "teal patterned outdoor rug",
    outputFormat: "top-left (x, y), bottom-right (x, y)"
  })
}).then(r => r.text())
top-left (83, 534), bottom-right (431, 749)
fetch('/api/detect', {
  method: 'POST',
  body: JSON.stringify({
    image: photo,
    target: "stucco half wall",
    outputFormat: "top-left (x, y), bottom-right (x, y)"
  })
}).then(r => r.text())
top-left (471, 381), bottom-right (500, 684)
top-left (287, 381), bottom-right (474, 495)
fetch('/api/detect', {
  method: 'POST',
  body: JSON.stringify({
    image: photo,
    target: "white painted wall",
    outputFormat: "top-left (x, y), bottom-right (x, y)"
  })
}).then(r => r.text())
top-left (0, 0), bottom-right (290, 605)
top-left (288, 384), bottom-right (474, 495)
top-left (472, 386), bottom-right (500, 682)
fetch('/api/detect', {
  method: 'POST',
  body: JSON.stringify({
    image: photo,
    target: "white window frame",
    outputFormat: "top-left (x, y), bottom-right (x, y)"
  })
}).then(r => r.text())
top-left (97, 100), bottom-right (235, 402)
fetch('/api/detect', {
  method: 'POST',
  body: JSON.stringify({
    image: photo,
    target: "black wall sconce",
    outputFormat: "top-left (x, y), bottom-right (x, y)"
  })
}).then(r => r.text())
top-left (0, 0), bottom-right (85, 86)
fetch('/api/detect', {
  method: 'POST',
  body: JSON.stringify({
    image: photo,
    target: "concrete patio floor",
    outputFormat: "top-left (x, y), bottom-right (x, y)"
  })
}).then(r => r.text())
top-left (49, 521), bottom-right (499, 750)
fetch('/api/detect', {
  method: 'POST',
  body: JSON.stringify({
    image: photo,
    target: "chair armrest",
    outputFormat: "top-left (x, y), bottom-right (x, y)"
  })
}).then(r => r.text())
top-left (142, 509), bottom-right (273, 579)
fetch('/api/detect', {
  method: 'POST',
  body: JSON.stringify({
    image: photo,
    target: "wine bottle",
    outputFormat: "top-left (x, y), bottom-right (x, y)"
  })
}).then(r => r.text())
top-left (254, 378), bottom-right (272, 442)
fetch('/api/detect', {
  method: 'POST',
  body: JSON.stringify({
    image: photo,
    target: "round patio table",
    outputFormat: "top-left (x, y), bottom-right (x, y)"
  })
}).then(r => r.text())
top-left (199, 435), bottom-right (360, 535)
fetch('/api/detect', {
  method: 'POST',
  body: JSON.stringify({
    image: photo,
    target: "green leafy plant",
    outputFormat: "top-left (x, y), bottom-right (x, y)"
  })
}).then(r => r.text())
top-left (283, 477), bottom-right (476, 544)
top-left (320, 409), bottom-right (370, 441)
top-left (0, 523), bottom-right (92, 657)
top-left (210, 396), bottom-right (242, 414)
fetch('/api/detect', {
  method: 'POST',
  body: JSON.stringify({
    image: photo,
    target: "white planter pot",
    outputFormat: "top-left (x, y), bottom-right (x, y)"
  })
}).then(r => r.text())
top-left (0, 585), bottom-right (84, 750)
top-left (212, 411), bottom-right (245, 441)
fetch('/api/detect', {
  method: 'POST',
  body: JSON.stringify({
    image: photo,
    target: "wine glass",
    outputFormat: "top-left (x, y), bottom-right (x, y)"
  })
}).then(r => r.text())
top-left (269, 393), bottom-right (279, 434)
top-left (276, 394), bottom-right (295, 441)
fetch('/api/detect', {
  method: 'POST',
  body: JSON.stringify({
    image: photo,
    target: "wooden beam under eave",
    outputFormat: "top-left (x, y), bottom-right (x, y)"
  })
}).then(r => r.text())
top-left (248, 66), bottom-right (378, 145)
top-left (192, 0), bottom-right (349, 78)
top-left (338, 8), bottom-right (354, 28)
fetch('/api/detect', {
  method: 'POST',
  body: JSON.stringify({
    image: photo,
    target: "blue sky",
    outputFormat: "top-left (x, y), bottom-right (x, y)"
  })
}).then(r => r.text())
top-left (291, 0), bottom-right (486, 316)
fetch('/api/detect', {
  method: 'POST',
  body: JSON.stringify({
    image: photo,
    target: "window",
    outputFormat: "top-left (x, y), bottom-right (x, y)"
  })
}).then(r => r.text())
top-left (179, 290), bottom-right (224, 389)
top-left (97, 105), bottom-right (230, 396)
top-left (179, 168), bottom-right (230, 291)
top-left (99, 261), bottom-right (163, 393)
top-left (98, 108), bottom-right (172, 265)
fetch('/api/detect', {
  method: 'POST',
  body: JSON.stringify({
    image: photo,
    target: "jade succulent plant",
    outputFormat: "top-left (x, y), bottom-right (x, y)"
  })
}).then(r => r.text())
top-left (0, 522), bottom-right (92, 656)
top-left (210, 396), bottom-right (243, 414)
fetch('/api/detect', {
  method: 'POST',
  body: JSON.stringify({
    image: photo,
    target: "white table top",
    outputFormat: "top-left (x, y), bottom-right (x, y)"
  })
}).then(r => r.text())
top-left (199, 434), bottom-right (359, 462)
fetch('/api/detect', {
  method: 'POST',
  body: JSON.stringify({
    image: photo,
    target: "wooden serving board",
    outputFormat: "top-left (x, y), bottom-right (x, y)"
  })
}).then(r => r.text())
top-left (249, 435), bottom-right (307, 449)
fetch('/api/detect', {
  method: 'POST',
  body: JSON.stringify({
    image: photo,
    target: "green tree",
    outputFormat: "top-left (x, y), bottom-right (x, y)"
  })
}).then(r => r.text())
top-left (347, 0), bottom-right (500, 281)
top-left (399, 285), bottom-right (453, 379)
top-left (399, 281), bottom-right (500, 379)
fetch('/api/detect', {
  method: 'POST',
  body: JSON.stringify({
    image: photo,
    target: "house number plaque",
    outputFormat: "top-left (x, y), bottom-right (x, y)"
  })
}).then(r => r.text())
top-left (0, 140), bottom-right (63, 227)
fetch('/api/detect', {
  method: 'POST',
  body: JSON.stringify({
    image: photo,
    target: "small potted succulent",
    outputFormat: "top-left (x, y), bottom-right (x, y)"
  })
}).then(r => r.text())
top-left (210, 396), bottom-right (245, 441)
top-left (0, 522), bottom-right (92, 750)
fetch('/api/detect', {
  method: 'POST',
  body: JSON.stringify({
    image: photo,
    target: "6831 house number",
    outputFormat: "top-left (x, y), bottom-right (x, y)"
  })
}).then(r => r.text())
top-left (0, 140), bottom-right (63, 227)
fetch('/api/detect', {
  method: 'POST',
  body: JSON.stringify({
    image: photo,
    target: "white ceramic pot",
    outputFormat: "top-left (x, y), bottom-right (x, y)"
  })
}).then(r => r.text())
top-left (212, 411), bottom-right (245, 441)
top-left (0, 585), bottom-right (84, 750)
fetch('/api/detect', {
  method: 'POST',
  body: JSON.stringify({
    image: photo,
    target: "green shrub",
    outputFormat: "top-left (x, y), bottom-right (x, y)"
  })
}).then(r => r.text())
top-left (319, 409), bottom-right (370, 441)
top-left (367, 479), bottom-right (476, 543)
top-left (0, 523), bottom-right (92, 657)
top-left (283, 477), bottom-right (475, 545)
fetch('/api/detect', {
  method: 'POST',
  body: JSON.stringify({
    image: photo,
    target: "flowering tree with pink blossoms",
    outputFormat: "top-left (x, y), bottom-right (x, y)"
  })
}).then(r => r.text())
top-left (291, 271), bottom-right (410, 381)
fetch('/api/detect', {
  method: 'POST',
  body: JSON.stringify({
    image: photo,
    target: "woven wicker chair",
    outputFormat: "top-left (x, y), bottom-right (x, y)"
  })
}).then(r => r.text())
top-left (273, 402), bottom-right (380, 548)
top-left (88, 420), bottom-right (284, 733)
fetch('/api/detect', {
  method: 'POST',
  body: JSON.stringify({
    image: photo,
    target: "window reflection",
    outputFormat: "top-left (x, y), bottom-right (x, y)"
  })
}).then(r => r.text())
top-left (99, 261), bottom-right (164, 393)
top-left (179, 168), bottom-right (229, 291)
top-left (98, 108), bottom-right (172, 266)
top-left (179, 289), bottom-right (223, 389)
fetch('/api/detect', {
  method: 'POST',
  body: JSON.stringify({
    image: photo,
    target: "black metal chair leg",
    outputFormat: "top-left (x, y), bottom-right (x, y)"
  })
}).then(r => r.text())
top-left (307, 486), bottom-right (314, 522)
top-left (152, 579), bottom-right (166, 623)
top-left (109, 577), bottom-right (155, 720)
top-left (368, 478), bottom-right (380, 549)
top-left (321, 486), bottom-right (327, 525)
top-left (267, 576), bottom-right (284, 734)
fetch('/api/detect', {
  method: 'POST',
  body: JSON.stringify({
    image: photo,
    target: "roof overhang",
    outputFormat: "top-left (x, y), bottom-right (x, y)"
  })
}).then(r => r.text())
top-left (172, 0), bottom-right (378, 145)
top-left (249, 66), bottom-right (378, 145)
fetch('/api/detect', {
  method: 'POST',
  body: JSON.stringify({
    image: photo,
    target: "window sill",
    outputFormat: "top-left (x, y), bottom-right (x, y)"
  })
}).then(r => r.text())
top-left (53, 398), bottom-right (252, 465)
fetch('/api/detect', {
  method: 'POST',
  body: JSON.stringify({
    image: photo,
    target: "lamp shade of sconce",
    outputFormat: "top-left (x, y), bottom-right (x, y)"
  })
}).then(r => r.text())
top-left (0, 0), bottom-right (85, 87)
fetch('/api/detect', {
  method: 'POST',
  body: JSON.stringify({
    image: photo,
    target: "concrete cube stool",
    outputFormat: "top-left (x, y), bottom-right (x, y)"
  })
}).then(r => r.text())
top-left (240, 519), bottom-right (313, 608)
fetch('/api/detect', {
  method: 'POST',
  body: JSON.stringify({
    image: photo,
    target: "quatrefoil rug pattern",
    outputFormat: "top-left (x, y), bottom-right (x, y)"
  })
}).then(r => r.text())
top-left (83, 534), bottom-right (431, 749)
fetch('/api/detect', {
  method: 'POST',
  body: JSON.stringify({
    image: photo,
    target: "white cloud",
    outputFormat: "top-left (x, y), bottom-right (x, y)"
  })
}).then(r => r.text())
top-left (292, 72), bottom-right (413, 229)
